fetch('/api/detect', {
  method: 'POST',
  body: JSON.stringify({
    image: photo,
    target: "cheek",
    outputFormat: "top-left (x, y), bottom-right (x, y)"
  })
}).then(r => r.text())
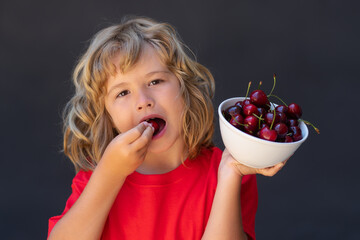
top-left (106, 104), bottom-right (131, 133)
top-left (168, 93), bottom-right (185, 121)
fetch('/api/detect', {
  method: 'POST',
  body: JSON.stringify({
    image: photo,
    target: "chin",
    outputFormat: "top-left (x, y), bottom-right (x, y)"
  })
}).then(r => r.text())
top-left (147, 142), bottom-right (171, 154)
top-left (147, 135), bottom-right (183, 155)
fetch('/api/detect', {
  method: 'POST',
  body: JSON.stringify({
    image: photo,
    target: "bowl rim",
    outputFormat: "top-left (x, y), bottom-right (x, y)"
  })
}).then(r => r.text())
top-left (218, 97), bottom-right (309, 146)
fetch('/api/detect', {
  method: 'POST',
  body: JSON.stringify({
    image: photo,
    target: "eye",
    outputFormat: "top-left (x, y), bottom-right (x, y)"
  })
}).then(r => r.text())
top-left (117, 90), bottom-right (130, 98)
top-left (149, 79), bottom-right (163, 86)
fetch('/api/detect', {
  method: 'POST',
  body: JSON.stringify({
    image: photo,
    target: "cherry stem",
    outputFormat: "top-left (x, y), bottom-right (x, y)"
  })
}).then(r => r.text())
top-left (253, 114), bottom-right (264, 129)
top-left (268, 94), bottom-right (288, 107)
top-left (258, 81), bottom-right (262, 89)
top-left (270, 102), bottom-right (276, 130)
top-left (268, 73), bottom-right (276, 97)
top-left (252, 113), bottom-right (264, 121)
top-left (244, 81), bottom-right (252, 99)
top-left (231, 116), bottom-right (248, 127)
top-left (299, 119), bottom-right (320, 134)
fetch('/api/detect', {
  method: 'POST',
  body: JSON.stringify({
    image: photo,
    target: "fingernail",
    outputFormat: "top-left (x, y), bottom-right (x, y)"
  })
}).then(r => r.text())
top-left (143, 122), bottom-right (154, 131)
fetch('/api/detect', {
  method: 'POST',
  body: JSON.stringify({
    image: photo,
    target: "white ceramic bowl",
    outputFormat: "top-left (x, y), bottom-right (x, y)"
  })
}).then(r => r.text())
top-left (218, 97), bottom-right (308, 168)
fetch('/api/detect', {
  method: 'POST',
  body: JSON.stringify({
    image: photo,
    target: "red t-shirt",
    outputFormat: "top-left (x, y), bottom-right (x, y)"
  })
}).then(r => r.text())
top-left (48, 147), bottom-right (258, 239)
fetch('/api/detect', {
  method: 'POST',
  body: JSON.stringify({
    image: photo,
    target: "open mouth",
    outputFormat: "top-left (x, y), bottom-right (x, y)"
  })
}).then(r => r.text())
top-left (145, 118), bottom-right (166, 136)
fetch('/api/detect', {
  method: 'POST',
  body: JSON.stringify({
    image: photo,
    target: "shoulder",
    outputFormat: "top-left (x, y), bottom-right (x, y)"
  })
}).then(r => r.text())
top-left (204, 146), bottom-right (222, 162)
top-left (197, 146), bottom-right (223, 162)
top-left (197, 147), bottom-right (256, 183)
top-left (193, 147), bottom-right (223, 171)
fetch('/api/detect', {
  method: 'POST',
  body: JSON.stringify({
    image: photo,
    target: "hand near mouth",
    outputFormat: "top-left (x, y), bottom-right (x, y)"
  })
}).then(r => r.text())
top-left (99, 122), bottom-right (154, 182)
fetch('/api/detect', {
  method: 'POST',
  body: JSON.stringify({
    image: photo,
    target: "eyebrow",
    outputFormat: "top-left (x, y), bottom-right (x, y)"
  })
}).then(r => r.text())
top-left (107, 70), bottom-right (172, 94)
top-left (145, 70), bottom-right (172, 77)
top-left (108, 82), bottom-right (127, 95)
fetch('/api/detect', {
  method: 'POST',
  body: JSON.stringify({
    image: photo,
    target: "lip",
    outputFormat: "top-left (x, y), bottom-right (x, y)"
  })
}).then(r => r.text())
top-left (152, 123), bottom-right (167, 140)
top-left (139, 114), bottom-right (166, 124)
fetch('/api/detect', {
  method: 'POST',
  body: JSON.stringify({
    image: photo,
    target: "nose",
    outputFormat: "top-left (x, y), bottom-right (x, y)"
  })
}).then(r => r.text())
top-left (136, 90), bottom-right (154, 111)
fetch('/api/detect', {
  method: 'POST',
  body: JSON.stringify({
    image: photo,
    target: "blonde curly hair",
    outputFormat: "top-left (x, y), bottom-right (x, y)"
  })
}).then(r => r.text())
top-left (63, 16), bottom-right (215, 172)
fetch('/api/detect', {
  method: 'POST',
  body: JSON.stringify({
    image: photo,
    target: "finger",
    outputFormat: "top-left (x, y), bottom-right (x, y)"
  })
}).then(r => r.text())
top-left (131, 125), bottom-right (154, 150)
top-left (282, 159), bottom-right (288, 166)
top-left (223, 148), bottom-right (230, 155)
top-left (258, 162), bottom-right (285, 177)
top-left (123, 122), bottom-right (152, 143)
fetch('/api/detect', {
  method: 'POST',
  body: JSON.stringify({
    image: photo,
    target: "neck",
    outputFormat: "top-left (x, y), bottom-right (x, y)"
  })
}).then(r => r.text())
top-left (136, 146), bottom-right (188, 175)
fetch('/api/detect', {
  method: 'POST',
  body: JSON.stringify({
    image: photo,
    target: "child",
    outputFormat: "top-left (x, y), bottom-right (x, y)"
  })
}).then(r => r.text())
top-left (48, 16), bottom-right (286, 240)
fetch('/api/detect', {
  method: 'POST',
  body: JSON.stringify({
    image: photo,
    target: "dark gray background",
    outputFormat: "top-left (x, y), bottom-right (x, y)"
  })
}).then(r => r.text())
top-left (1, 0), bottom-right (359, 239)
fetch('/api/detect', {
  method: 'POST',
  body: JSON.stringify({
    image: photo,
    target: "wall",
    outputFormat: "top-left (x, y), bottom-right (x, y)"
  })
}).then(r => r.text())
top-left (1, 0), bottom-right (359, 239)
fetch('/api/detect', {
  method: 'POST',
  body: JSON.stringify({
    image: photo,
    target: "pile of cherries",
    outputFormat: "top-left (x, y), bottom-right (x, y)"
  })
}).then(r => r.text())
top-left (222, 74), bottom-right (319, 143)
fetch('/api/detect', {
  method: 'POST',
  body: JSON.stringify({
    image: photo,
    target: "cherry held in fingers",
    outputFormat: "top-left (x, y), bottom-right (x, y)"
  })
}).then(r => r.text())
top-left (147, 119), bottom-right (160, 135)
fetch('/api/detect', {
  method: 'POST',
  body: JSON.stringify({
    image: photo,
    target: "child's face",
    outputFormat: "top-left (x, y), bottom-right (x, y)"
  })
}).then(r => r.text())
top-left (104, 44), bottom-right (185, 154)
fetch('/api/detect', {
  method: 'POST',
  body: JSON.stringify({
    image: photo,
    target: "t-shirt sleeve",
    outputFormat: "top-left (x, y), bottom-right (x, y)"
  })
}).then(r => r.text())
top-left (47, 170), bottom-right (92, 238)
top-left (240, 174), bottom-right (258, 240)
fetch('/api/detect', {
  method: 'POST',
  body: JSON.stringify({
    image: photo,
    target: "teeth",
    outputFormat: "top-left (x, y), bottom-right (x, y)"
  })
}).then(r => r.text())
top-left (146, 118), bottom-right (156, 121)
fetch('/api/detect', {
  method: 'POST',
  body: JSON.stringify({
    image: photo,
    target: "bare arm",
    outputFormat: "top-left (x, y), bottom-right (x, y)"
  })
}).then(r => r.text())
top-left (202, 166), bottom-right (247, 240)
top-left (202, 149), bottom-right (286, 240)
top-left (48, 122), bottom-right (154, 240)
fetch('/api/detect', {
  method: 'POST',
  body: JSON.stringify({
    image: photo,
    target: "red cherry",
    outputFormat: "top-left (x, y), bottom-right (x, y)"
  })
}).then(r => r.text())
top-left (277, 112), bottom-right (287, 123)
top-left (257, 107), bottom-right (267, 117)
top-left (263, 103), bottom-right (271, 111)
top-left (287, 103), bottom-right (302, 119)
top-left (227, 106), bottom-right (241, 115)
top-left (274, 122), bottom-right (288, 138)
top-left (147, 119), bottom-right (160, 134)
top-left (229, 114), bottom-right (244, 129)
top-left (275, 105), bottom-right (288, 114)
top-left (235, 101), bottom-right (243, 109)
top-left (259, 126), bottom-right (277, 141)
top-left (287, 119), bottom-right (299, 127)
top-left (264, 112), bottom-right (280, 126)
top-left (244, 115), bottom-right (259, 133)
top-left (250, 90), bottom-right (269, 107)
top-left (243, 104), bottom-right (259, 116)
top-left (241, 99), bottom-right (251, 107)
top-left (285, 135), bottom-right (294, 142)
top-left (223, 106), bottom-right (242, 121)
top-left (289, 126), bottom-right (302, 141)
